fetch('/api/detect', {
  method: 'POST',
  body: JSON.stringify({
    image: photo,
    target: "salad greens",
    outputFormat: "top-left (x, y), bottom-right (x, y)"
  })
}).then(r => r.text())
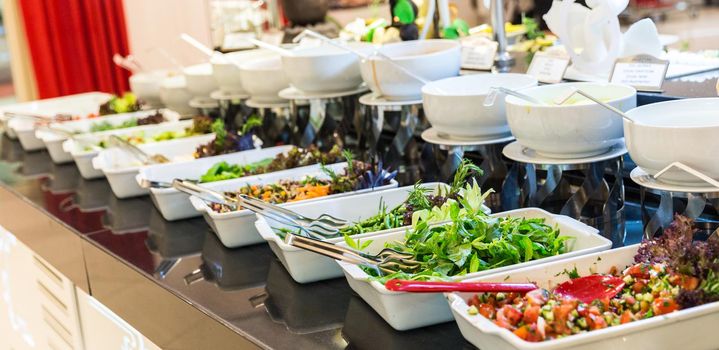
top-left (363, 203), bottom-right (571, 283)
top-left (88, 111), bottom-right (166, 132)
top-left (99, 92), bottom-right (142, 115)
top-left (199, 158), bottom-right (273, 183)
top-left (197, 145), bottom-right (344, 183)
top-left (337, 159), bottom-right (485, 236)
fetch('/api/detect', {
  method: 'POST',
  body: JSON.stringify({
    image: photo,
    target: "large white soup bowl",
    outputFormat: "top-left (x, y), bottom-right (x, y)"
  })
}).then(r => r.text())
top-left (130, 70), bottom-right (169, 107)
top-left (422, 73), bottom-right (537, 140)
top-left (183, 63), bottom-right (217, 98)
top-left (211, 49), bottom-right (268, 94)
top-left (625, 98), bottom-right (719, 185)
top-left (282, 43), bottom-right (371, 93)
top-left (360, 39), bottom-right (461, 101)
top-left (239, 54), bottom-right (289, 103)
top-left (505, 82), bottom-right (637, 158)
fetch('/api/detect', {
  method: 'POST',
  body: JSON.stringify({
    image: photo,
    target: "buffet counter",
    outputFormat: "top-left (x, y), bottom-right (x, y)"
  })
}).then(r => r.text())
top-left (0, 135), bottom-right (470, 349)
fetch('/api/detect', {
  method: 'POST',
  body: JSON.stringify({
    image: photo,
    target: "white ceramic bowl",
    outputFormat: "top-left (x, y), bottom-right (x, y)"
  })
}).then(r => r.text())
top-left (211, 49), bottom-right (268, 94)
top-left (282, 43), bottom-right (371, 93)
top-left (505, 82), bottom-right (637, 159)
top-left (422, 73), bottom-right (538, 140)
top-left (625, 98), bottom-right (719, 185)
top-left (159, 76), bottom-right (195, 115)
top-left (183, 63), bottom-right (217, 98)
top-left (239, 54), bottom-right (290, 103)
top-left (129, 71), bottom-right (170, 107)
top-left (359, 39), bottom-right (461, 101)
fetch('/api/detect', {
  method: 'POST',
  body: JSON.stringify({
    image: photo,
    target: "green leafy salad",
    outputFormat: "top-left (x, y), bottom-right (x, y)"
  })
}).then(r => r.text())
top-left (338, 159), bottom-right (488, 236)
top-left (365, 207), bottom-right (570, 282)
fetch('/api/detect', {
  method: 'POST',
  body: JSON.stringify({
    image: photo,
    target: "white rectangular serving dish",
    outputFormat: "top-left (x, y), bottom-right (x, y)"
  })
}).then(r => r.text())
top-left (64, 119), bottom-right (196, 179)
top-left (189, 162), bottom-right (399, 248)
top-left (448, 245), bottom-right (719, 350)
top-left (336, 208), bottom-right (613, 331)
top-left (92, 133), bottom-right (216, 198)
top-left (2, 92), bottom-right (112, 148)
top-left (255, 183), bottom-right (447, 284)
top-left (36, 109), bottom-right (181, 164)
top-left (138, 145), bottom-right (294, 221)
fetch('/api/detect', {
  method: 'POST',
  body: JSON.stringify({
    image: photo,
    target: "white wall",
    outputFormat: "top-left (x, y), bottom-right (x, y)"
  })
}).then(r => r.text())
top-left (123, 0), bottom-right (214, 71)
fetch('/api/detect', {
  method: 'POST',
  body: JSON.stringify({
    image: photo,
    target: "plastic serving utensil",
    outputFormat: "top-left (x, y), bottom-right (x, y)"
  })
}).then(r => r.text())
top-left (385, 279), bottom-right (538, 293)
top-left (554, 275), bottom-right (625, 304)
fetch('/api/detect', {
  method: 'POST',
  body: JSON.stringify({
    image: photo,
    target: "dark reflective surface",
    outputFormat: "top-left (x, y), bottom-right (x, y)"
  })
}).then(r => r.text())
top-left (0, 123), bottom-right (652, 349)
top-left (0, 134), bottom-right (475, 349)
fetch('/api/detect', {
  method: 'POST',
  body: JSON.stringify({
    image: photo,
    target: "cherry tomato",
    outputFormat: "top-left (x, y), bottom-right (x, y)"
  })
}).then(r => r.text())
top-left (652, 298), bottom-right (679, 315)
top-left (522, 305), bottom-right (540, 324)
top-left (478, 303), bottom-right (495, 319)
top-left (620, 310), bottom-right (634, 324)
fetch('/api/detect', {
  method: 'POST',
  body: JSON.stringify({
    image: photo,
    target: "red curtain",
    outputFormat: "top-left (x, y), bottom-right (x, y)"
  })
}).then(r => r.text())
top-left (19, 0), bottom-right (131, 99)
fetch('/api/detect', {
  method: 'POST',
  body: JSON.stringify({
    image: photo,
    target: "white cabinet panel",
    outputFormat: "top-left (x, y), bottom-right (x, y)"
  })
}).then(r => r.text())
top-left (76, 289), bottom-right (161, 350)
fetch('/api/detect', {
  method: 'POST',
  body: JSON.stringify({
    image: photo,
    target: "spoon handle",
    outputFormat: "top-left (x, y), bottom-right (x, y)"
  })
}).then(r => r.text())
top-left (385, 279), bottom-right (538, 293)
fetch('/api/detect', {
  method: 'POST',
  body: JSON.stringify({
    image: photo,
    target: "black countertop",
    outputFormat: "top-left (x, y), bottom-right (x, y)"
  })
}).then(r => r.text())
top-left (1, 56), bottom-right (708, 347)
top-left (0, 134), bottom-right (474, 349)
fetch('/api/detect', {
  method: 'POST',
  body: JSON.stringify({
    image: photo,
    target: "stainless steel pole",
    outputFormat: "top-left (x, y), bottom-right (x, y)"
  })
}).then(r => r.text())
top-left (491, 0), bottom-right (515, 72)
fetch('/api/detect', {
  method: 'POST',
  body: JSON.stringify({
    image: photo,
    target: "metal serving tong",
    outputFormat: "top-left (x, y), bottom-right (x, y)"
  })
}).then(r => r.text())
top-left (284, 234), bottom-right (421, 276)
top-left (170, 179), bottom-right (347, 239)
top-left (109, 135), bottom-right (170, 164)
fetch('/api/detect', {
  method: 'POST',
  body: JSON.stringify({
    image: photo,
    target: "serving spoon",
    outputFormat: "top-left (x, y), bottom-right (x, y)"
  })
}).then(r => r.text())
top-left (553, 87), bottom-right (637, 124)
top-left (388, 274), bottom-right (625, 303)
top-left (483, 86), bottom-right (548, 107)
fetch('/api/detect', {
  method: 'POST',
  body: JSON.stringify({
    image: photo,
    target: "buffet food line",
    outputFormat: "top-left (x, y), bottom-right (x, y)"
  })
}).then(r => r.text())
top-left (1, 28), bottom-right (719, 350)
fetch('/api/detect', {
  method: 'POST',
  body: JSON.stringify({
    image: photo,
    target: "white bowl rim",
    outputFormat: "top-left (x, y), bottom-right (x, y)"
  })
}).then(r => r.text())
top-left (505, 82), bottom-right (637, 108)
top-left (182, 63), bottom-right (213, 75)
top-left (210, 48), bottom-right (271, 65)
top-left (238, 54), bottom-right (283, 71)
top-left (284, 42), bottom-right (373, 58)
top-left (625, 97), bottom-right (719, 129)
top-left (365, 39), bottom-right (460, 62)
top-left (422, 73), bottom-right (538, 97)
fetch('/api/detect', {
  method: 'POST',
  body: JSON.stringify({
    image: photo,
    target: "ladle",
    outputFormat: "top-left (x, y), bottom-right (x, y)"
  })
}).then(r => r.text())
top-left (483, 86), bottom-right (547, 107)
top-left (247, 38), bottom-right (295, 57)
top-left (553, 87), bottom-right (637, 124)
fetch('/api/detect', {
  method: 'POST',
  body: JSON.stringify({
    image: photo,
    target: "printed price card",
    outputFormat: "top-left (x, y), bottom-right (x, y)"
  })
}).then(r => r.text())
top-left (460, 37), bottom-right (498, 71)
top-left (527, 52), bottom-right (570, 84)
top-left (610, 54), bottom-right (669, 92)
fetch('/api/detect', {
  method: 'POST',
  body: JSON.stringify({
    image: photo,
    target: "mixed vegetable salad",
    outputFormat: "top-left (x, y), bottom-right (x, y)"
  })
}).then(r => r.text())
top-left (88, 111), bottom-right (166, 132)
top-left (466, 215), bottom-right (719, 343)
top-left (194, 117), bottom-right (261, 158)
top-left (85, 115), bottom-right (213, 150)
top-left (210, 157), bottom-right (397, 213)
top-left (198, 145), bottom-right (344, 183)
top-left (99, 92), bottom-right (143, 115)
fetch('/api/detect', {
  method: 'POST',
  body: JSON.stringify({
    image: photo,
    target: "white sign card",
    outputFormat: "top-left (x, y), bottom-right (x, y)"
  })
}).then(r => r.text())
top-left (526, 51), bottom-right (570, 84)
top-left (460, 37), bottom-right (498, 71)
top-left (610, 54), bottom-right (669, 92)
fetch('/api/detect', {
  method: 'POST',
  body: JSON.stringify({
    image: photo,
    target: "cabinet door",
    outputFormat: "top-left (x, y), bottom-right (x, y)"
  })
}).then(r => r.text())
top-left (0, 227), bottom-right (46, 350)
top-left (75, 289), bottom-right (161, 350)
